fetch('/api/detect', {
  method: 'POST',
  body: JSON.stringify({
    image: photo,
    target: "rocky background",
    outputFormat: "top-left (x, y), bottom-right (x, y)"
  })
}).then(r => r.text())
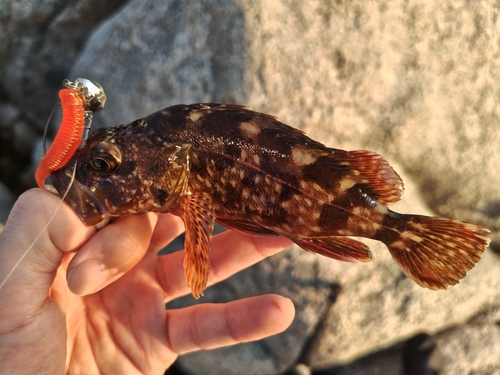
top-left (1, 1), bottom-right (499, 374)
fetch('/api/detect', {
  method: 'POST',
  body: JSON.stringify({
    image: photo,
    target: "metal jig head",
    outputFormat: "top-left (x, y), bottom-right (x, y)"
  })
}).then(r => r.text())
top-left (63, 78), bottom-right (107, 140)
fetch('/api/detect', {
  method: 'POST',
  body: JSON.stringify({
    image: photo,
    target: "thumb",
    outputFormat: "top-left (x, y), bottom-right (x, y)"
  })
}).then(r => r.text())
top-left (0, 189), bottom-right (95, 317)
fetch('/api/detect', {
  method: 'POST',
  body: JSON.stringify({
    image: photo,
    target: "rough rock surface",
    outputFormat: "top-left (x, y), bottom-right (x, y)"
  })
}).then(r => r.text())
top-left (0, 183), bottom-right (15, 224)
top-left (437, 309), bottom-right (500, 375)
top-left (1, 1), bottom-right (499, 374)
top-left (0, 0), bottom-right (126, 126)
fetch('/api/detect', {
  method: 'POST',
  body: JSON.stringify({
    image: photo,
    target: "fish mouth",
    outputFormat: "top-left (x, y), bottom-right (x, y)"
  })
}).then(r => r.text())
top-left (51, 168), bottom-right (110, 227)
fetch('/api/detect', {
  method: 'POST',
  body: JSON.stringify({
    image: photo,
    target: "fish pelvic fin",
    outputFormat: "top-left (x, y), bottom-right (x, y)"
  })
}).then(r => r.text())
top-left (383, 215), bottom-right (490, 289)
top-left (293, 235), bottom-right (374, 262)
top-left (182, 193), bottom-right (215, 299)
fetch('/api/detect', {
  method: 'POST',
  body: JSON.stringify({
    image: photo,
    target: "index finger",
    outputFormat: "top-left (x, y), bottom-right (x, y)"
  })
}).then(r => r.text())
top-left (148, 213), bottom-right (185, 253)
top-left (158, 231), bottom-right (293, 301)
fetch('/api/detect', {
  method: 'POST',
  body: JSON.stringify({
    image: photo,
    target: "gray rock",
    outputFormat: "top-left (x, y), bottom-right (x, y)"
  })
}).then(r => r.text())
top-left (71, 0), bottom-right (247, 128)
top-left (323, 347), bottom-right (404, 375)
top-left (13, 120), bottom-right (39, 156)
top-left (0, 101), bottom-right (22, 146)
top-left (0, 99), bottom-right (36, 190)
top-left (0, 183), bottom-right (15, 224)
top-left (0, 102), bottom-right (21, 131)
top-left (0, 0), bottom-right (126, 128)
top-left (437, 321), bottom-right (500, 374)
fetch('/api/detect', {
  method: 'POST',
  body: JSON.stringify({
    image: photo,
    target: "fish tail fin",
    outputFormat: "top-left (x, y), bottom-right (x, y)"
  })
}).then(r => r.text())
top-left (383, 214), bottom-right (490, 289)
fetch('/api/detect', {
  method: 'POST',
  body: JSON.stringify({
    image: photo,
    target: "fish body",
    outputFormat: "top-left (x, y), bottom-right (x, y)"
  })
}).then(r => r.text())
top-left (51, 103), bottom-right (490, 298)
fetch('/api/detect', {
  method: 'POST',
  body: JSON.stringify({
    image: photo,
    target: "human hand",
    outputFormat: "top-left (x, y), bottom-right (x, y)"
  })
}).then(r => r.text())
top-left (0, 189), bottom-right (295, 374)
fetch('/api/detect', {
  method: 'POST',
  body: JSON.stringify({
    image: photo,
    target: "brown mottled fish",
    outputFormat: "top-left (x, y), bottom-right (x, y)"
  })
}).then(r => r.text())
top-left (51, 103), bottom-right (490, 298)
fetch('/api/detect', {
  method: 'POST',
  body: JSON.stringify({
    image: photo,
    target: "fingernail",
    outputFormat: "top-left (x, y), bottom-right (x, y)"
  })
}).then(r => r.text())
top-left (67, 259), bottom-right (109, 296)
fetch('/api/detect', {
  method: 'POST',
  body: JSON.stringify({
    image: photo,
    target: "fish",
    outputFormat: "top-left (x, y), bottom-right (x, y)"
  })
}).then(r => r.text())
top-left (50, 103), bottom-right (490, 298)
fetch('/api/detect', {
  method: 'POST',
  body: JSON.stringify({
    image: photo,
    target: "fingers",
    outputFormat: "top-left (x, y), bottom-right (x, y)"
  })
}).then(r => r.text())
top-left (167, 294), bottom-right (295, 354)
top-left (158, 230), bottom-right (293, 300)
top-left (66, 213), bottom-right (158, 295)
top-left (149, 213), bottom-right (185, 253)
top-left (0, 189), bottom-right (95, 320)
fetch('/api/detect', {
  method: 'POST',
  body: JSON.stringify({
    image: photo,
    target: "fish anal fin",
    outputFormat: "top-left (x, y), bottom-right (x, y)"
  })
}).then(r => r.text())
top-left (182, 193), bottom-right (215, 298)
top-left (343, 150), bottom-right (404, 205)
top-left (216, 217), bottom-right (277, 236)
top-left (293, 236), bottom-right (374, 263)
top-left (384, 215), bottom-right (490, 289)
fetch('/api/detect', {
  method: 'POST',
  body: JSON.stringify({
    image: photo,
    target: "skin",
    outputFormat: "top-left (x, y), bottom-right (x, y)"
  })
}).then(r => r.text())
top-left (0, 189), bottom-right (295, 374)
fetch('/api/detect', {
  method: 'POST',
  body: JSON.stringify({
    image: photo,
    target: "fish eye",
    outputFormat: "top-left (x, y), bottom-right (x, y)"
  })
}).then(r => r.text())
top-left (91, 158), bottom-right (112, 172)
top-left (87, 142), bottom-right (122, 174)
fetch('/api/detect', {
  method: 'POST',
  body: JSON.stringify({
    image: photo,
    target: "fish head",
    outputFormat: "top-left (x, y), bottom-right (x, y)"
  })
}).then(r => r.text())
top-left (51, 124), bottom-right (191, 227)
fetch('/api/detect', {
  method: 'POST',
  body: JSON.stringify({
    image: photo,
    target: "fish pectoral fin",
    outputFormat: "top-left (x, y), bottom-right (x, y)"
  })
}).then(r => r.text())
top-left (182, 193), bottom-right (216, 298)
top-left (292, 235), bottom-right (373, 263)
top-left (217, 217), bottom-right (277, 236)
top-left (340, 150), bottom-right (404, 205)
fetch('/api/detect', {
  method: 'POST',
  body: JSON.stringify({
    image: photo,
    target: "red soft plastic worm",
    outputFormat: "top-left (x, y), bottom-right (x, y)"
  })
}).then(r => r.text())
top-left (35, 88), bottom-right (86, 188)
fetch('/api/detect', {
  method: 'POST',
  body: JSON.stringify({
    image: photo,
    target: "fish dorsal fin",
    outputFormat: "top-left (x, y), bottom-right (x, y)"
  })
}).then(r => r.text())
top-left (182, 193), bottom-right (215, 298)
top-left (341, 150), bottom-right (404, 205)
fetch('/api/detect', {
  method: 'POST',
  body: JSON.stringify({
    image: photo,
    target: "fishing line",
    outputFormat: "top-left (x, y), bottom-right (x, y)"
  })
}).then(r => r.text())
top-left (0, 162), bottom-right (78, 291)
top-left (42, 104), bottom-right (60, 155)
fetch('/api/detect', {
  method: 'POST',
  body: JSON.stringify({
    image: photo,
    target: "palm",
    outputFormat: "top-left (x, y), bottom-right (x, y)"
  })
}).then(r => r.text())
top-left (58, 251), bottom-right (173, 374)
top-left (0, 189), bottom-right (294, 374)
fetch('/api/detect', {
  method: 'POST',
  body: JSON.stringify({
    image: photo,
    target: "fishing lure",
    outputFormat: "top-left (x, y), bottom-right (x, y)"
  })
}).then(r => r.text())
top-left (35, 78), bottom-right (107, 188)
